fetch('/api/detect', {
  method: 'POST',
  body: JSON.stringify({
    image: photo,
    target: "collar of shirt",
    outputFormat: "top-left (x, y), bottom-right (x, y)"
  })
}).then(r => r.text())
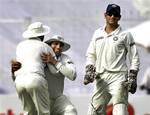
top-left (102, 25), bottom-right (122, 37)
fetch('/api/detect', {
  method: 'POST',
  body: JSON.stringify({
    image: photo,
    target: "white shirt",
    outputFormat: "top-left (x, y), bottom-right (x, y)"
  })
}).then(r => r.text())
top-left (15, 39), bottom-right (55, 77)
top-left (45, 53), bottom-right (76, 98)
top-left (86, 26), bottom-right (140, 73)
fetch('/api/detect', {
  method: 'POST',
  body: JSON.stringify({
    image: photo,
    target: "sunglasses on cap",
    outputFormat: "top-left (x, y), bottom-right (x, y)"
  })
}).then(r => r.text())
top-left (106, 12), bottom-right (120, 17)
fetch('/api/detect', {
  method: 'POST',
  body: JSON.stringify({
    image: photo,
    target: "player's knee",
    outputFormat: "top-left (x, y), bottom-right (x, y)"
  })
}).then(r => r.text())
top-left (63, 105), bottom-right (77, 115)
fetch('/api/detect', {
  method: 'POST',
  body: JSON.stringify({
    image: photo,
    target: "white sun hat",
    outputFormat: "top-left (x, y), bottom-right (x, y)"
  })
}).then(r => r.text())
top-left (45, 35), bottom-right (70, 52)
top-left (22, 22), bottom-right (50, 38)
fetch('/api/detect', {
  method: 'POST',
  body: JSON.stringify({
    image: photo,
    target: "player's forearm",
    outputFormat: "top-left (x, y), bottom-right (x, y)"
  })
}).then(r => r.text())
top-left (55, 62), bottom-right (77, 81)
top-left (129, 46), bottom-right (140, 71)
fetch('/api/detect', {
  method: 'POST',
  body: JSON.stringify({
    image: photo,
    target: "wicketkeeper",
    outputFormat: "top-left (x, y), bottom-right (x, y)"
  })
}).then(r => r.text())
top-left (83, 4), bottom-right (140, 115)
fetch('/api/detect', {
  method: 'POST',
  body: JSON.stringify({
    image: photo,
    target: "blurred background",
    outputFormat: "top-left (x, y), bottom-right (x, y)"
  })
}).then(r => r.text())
top-left (0, 0), bottom-right (150, 114)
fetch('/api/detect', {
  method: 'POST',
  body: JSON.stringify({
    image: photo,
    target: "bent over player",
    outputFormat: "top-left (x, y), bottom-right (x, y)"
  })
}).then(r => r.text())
top-left (13, 22), bottom-right (55, 115)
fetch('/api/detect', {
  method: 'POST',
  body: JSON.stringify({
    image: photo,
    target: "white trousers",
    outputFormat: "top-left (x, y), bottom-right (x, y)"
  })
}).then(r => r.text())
top-left (50, 95), bottom-right (77, 115)
top-left (113, 103), bottom-right (128, 115)
top-left (87, 71), bottom-right (128, 115)
top-left (15, 73), bottom-right (50, 115)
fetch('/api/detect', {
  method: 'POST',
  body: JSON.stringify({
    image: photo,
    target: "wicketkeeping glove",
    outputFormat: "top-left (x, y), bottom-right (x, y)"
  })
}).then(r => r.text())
top-left (83, 64), bottom-right (96, 85)
top-left (127, 70), bottom-right (138, 94)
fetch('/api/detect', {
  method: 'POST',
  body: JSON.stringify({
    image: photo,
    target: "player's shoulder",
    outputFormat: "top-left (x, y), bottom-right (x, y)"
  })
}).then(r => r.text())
top-left (32, 40), bottom-right (51, 49)
top-left (61, 53), bottom-right (72, 60)
top-left (92, 27), bottom-right (104, 40)
top-left (17, 40), bottom-right (28, 47)
top-left (120, 28), bottom-right (132, 36)
top-left (94, 27), bottom-right (103, 34)
top-left (60, 53), bottom-right (74, 64)
top-left (61, 53), bottom-right (69, 58)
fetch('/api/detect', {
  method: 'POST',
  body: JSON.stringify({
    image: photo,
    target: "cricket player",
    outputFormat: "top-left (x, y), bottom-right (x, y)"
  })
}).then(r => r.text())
top-left (14, 22), bottom-right (55, 115)
top-left (84, 4), bottom-right (140, 115)
top-left (41, 35), bottom-right (77, 115)
top-left (12, 35), bottom-right (78, 115)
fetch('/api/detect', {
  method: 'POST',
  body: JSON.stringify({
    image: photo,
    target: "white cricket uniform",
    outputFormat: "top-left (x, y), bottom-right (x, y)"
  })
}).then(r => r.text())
top-left (140, 67), bottom-right (150, 89)
top-left (86, 26), bottom-right (140, 115)
top-left (14, 39), bottom-right (55, 115)
top-left (44, 53), bottom-right (77, 115)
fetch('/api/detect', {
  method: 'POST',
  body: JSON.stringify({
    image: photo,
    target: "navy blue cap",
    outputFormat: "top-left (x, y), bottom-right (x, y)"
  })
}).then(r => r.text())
top-left (106, 4), bottom-right (121, 15)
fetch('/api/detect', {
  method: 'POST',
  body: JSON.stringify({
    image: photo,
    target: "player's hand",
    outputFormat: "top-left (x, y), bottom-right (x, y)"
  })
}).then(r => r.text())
top-left (41, 52), bottom-right (57, 65)
top-left (127, 70), bottom-right (138, 94)
top-left (83, 74), bottom-right (95, 85)
top-left (83, 64), bottom-right (96, 85)
top-left (11, 60), bottom-right (21, 74)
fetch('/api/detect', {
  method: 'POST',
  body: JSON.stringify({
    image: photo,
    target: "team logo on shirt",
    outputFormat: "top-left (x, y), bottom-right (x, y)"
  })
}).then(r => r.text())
top-left (113, 37), bottom-right (118, 41)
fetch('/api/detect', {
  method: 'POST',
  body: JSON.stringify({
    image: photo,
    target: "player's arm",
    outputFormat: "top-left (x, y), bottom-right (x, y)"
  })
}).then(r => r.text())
top-left (126, 34), bottom-right (140, 71)
top-left (84, 31), bottom-right (97, 85)
top-left (41, 53), bottom-right (76, 81)
top-left (55, 55), bottom-right (76, 81)
top-left (125, 32), bottom-right (140, 94)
